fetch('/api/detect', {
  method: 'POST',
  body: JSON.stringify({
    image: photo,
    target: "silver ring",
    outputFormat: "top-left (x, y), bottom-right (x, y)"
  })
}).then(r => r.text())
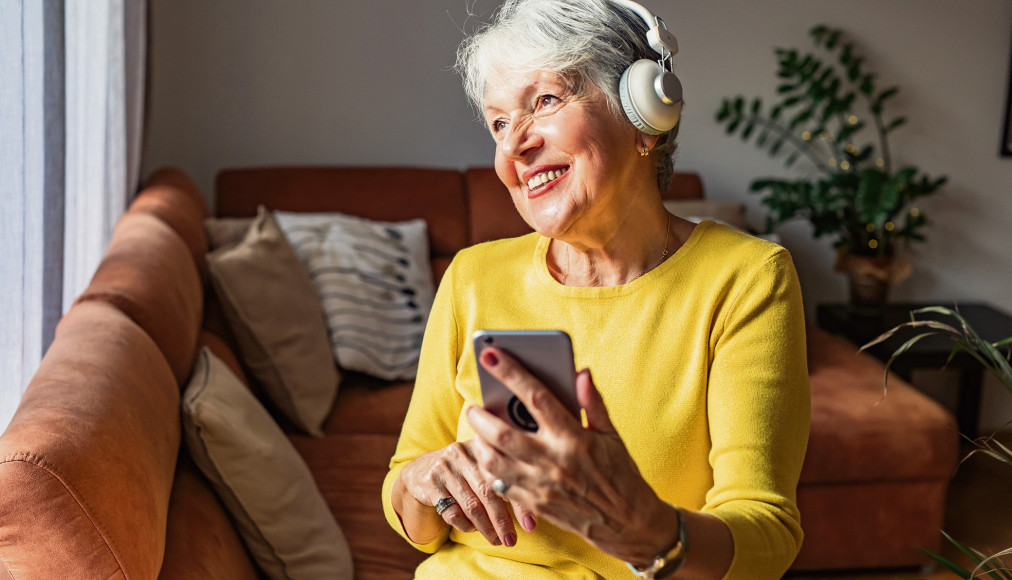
top-left (492, 479), bottom-right (511, 496)
top-left (434, 496), bottom-right (457, 515)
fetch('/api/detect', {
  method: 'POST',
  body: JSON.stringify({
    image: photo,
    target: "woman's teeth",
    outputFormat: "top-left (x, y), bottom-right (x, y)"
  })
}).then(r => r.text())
top-left (527, 168), bottom-right (567, 190)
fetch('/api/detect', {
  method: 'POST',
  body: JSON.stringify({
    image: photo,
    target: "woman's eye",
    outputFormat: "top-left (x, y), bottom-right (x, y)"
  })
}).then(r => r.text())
top-left (490, 119), bottom-right (506, 133)
top-left (537, 94), bottom-right (560, 109)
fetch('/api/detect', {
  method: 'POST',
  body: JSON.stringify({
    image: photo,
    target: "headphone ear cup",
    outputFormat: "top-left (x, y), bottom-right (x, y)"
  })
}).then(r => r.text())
top-left (619, 59), bottom-right (682, 135)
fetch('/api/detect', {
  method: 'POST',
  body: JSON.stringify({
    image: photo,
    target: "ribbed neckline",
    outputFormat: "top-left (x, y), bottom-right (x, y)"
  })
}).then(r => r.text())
top-left (532, 220), bottom-right (712, 298)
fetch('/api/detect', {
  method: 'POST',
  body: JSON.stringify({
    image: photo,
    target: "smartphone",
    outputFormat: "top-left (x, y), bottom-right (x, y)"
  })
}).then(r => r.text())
top-left (473, 330), bottom-right (579, 432)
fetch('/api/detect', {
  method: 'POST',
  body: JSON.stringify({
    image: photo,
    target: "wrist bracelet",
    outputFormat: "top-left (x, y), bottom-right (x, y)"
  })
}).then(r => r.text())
top-left (626, 506), bottom-right (688, 579)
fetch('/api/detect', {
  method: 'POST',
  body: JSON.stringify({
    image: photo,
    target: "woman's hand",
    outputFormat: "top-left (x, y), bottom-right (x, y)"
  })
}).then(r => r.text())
top-left (393, 437), bottom-right (539, 548)
top-left (465, 347), bottom-right (678, 565)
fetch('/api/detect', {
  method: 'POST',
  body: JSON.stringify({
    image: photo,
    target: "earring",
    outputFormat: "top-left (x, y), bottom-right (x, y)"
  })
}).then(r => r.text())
top-left (640, 147), bottom-right (650, 157)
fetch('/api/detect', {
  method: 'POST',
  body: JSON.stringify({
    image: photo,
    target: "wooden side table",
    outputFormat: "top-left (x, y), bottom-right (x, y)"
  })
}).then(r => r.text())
top-left (816, 302), bottom-right (1012, 439)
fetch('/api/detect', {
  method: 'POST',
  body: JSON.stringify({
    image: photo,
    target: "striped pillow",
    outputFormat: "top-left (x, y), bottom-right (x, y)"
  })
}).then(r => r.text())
top-left (273, 211), bottom-right (434, 380)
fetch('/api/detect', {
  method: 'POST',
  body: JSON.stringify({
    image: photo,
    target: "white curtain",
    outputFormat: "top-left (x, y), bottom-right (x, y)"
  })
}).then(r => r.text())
top-left (0, 0), bottom-right (146, 430)
top-left (63, 0), bottom-right (147, 310)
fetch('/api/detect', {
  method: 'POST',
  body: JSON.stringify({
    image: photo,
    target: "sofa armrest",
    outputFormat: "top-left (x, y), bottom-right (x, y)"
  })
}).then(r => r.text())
top-left (0, 302), bottom-right (181, 578)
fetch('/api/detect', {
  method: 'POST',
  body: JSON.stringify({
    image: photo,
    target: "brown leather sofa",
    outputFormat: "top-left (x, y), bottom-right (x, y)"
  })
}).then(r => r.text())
top-left (0, 166), bottom-right (958, 579)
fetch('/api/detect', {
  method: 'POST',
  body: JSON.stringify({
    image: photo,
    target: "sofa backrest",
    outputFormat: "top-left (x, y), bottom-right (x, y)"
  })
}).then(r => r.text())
top-left (216, 166), bottom-right (705, 284)
top-left (216, 168), bottom-right (469, 252)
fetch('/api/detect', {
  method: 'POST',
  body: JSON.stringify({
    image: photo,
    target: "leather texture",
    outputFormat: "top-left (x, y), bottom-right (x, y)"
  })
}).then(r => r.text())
top-left (76, 211), bottom-right (204, 385)
top-left (290, 432), bottom-right (427, 579)
top-left (129, 168), bottom-right (211, 276)
top-left (804, 327), bottom-right (958, 483)
top-left (0, 301), bottom-right (180, 579)
top-left (158, 452), bottom-right (260, 580)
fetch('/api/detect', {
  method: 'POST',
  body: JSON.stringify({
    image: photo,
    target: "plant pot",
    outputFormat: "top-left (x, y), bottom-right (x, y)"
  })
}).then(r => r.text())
top-left (847, 269), bottom-right (891, 313)
top-left (835, 251), bottom-right (912, 314)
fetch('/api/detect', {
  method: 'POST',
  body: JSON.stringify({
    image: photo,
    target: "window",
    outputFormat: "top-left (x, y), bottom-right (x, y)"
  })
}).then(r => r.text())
top-left (0, 0), bottom-right (146, 430)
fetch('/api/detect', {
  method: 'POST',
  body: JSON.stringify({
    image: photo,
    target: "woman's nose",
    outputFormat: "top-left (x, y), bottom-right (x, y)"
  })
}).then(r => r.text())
top-left (500, 118), bottom-right (542, 160)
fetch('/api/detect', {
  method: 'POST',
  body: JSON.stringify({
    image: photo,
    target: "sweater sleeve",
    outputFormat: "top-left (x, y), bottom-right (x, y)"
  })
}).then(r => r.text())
top-left (381, 259), bottom-right (466, 553)
top-left (703, 248), bottom-right (810, 579)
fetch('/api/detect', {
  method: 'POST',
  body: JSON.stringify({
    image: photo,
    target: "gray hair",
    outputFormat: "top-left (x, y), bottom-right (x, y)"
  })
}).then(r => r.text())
top-left (455, 0), bottom-right (680, 191)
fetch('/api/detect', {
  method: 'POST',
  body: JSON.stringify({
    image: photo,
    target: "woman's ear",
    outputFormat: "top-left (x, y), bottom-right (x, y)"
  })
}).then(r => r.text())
top-left (635, 132), bottom-right (661, 154)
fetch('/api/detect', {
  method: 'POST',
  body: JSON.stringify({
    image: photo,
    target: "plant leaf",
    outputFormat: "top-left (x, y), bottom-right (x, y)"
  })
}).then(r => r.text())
top-left (970, 547), bottom-right (1012, 580)
top-left (741, 121), bottom-right (755, 140)
top-left (873, 332), bottom-right (942, 394)
top-left (916, 544), bottom-right (971, 577)
top-left (938, 531), bottom-right (1011, 580)
top-left (769, 138), bottom-right (784, 156)
top-left (886, 116), bottom-right (908, 132)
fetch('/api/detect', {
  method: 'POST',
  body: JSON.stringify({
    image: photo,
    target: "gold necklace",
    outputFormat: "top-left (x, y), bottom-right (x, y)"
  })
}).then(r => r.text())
top-left (562, 212), bottom-right (671, 286)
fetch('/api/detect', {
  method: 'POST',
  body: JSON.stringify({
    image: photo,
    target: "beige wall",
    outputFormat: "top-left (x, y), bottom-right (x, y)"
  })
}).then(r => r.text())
top-left (143, 0), bottom-right (1012, 430)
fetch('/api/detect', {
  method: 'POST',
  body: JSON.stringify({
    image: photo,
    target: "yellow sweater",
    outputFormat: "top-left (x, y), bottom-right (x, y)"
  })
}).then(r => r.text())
top-left (382, 221), bottom-right (810, 579)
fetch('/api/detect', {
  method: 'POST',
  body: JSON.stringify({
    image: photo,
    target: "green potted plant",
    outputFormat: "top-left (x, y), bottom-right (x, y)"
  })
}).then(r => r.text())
top-left (865, 306), bottom-right (1011, 578)
top-left (715, 25), bottom-right (947, 310)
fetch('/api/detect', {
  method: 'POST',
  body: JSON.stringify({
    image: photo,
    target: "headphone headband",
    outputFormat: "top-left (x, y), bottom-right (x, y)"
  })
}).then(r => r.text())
top-left (609, 0), bottom-right (678, 66)
top-left (611, 0), bottom-right (683, 135)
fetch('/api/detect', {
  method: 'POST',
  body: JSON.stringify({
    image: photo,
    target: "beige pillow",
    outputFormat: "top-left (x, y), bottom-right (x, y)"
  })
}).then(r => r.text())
top-left (206, 207), bottom-right (338, 436)
top-left (204, 216), bottom-right (255, 250)
top-left (663, 200), bottom-right (747, 230)
top-left (182, 347), bottom-right (353, 580)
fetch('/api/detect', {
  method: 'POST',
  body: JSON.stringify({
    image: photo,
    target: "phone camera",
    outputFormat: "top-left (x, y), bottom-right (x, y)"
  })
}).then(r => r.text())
top-left (482, 336), bottom-right (494, 345)
top-left (507, 396), bottom-right (538, 432)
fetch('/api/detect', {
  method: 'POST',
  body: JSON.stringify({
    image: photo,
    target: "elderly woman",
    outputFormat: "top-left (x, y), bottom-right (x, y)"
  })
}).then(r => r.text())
top-left (381, 0), bottom-right (809, 578)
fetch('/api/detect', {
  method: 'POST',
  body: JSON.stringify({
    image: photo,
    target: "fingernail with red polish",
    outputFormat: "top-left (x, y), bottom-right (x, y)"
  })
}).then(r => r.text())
top-left (523, 515), bottom-right (537, 532)
top-left (492, 536), bottom-right (502, 546)
top-left (504, 533), bottom-right (516, 547)
top-left (482, 350), bottom-right (500, 367)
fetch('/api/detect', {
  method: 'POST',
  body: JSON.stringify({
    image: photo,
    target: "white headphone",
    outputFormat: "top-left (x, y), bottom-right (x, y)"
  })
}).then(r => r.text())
top-left (611, 0), bottom-right (683, 135)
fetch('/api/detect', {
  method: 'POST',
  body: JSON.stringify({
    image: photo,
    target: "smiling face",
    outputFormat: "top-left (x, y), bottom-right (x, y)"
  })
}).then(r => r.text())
top-left (483, 68), bottom-right (653, 240)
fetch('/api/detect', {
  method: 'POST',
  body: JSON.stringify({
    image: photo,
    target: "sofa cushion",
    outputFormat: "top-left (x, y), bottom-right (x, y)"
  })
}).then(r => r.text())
top-left (182, 347), bottom-right (354, 580)
top-left (793, 479), bottom-right (948, 570)
top-left (274, 211), bottom-right (435, 381)
top-left (0, 301), bottom-right (179, 579)
top-left (802, 326), bottom-right (959, 483)
top-left (323, 376), bottom-right (414, 436)
top-left (159, 452), bottom-right (260, 580)
top-left (291, 432), bottom-right (426, 580)
top-left (77, 212), bottom-right (204, 385)
top-left (207, 207), bottom-right (339, 436)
